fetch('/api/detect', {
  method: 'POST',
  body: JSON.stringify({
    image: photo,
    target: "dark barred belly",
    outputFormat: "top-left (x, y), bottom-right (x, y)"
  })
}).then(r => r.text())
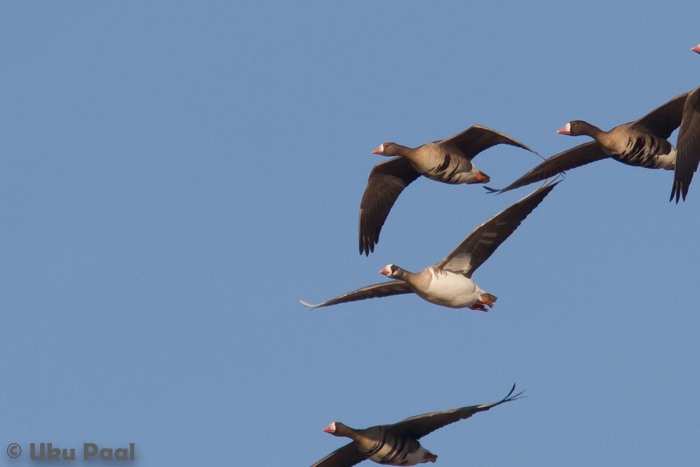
top-left (361, 430), bottom-right (421, 465)
top-left (613, 135), bottom-right (669, 169)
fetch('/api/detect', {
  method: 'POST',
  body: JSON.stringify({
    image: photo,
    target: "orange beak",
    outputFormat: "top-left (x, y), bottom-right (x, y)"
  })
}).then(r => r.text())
top-left (380, 267), bottom-right (391, 276)
top-left (693, 45), bottom-right (700, 54)
top-left (557, 124), bottom-right (571, 135)
top-left (371, 144), bottom-right (383, 154)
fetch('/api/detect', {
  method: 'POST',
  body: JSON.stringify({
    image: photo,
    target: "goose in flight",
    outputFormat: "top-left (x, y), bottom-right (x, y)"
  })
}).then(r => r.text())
top-left (310, 384), bottom-right (522, 467)
top-left (495, 92), bottom-right (690, 193)
top-left (302, 180), bottom-right (558, 311)
top-left (359, 125), bottom-right (538, 255)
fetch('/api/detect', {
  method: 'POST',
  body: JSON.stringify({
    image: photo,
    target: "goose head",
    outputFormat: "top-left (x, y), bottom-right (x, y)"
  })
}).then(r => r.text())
top-left (323, 422), bottom-right (352, 437)
top-left (557, 120), bottom-right (593, 136)
top-left (372, 142), bottom-right (400, 155)
top-left (379, 264), bottom-right (403, 278)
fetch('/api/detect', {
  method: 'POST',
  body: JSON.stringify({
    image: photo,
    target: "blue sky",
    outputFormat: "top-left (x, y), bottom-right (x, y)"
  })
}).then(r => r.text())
top-left (0, 2), bottom-right (698, 466)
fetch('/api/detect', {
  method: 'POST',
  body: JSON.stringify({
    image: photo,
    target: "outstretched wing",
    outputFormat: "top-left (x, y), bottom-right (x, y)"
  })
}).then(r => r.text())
top-left (634, 92), bottom-right (688, 139)
top-left (498, 142), bottom-right (607, 193)
top-left (439, 124), bottom-right (537, 160)
top-left (310, 442), bottom-right (365, 467)
top-left (359, 157), bottom-right (421, 256)
top-left (388, 384), bottom-right (523, 440)
top-left (436, 180), bottom-right (559, 278)
top-left (671, 86), bottom-right (700, 202)
top-left (300, 281), bottom-right (414, 309)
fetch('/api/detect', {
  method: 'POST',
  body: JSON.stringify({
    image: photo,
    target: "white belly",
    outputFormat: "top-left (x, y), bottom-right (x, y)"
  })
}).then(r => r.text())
top-left (416, 270), bottom-right (482, 309)
top-left (656, 146), bottom-right (676, 170)
top-left (403, 446), bottom-right (434, 465)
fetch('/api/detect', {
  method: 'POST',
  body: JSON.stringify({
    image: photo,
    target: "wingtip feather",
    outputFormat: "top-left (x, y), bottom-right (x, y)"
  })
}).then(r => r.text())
top-left (504, 383), bottom-right (525, 402)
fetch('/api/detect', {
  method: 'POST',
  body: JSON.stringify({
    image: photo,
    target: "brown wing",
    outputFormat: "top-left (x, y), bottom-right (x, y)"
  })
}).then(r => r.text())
top-left (388, 384), bottom-right (523, 440)
top-left (498, 142), bottom-right (608, 193)
top-left (439, 124), bottom-right (537, 160)
top-left (359, 157), bottom-right (421, 256)
top-left (300, 281), bottom-right (414, 309)
top-left (634, 92), bottom-right (688, 139)
top-left (671, 85), bottom-right (700, 202)
top-left (436, 180), bottom-right (559, 278)
top-left (310, 442), bottom-right (365, 467)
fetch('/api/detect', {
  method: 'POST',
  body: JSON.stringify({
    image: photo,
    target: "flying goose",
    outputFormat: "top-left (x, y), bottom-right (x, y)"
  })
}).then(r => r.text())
top-left (495, 91), bottom-right (690, 193)
top-left (359, 125), bottom-right (538, 255)
top-left (302, 180), bottom-right (558, 310)
top-left (310, 384), bottom-right (522, 467)
top-left (670, 44), bottom-right (700, 202)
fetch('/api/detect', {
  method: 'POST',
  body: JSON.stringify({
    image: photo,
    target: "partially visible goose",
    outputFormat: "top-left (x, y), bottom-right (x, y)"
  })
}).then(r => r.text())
top-left (310, 384), bottom-right (522, 467)
top-left (495, 92), bottom-right (689, 193)
top-left (359, 125), bottom-right (537, 255)
top-left (302, 180), bottom-right (558, 310)
top-left (670, 44), bottom-right (700, 202)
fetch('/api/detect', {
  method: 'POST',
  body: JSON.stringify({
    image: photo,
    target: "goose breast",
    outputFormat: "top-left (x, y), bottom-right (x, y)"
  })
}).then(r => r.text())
top-left (411, 143), bottom-right (474, 184)
top-left (413, 269), bottom-right (480, 309)
top-left (358, 426), bottom-right (425, 466)
top-left (600, 125), bottom-right (675, 170)
top-left (610, 130), bottom-right (675, 169)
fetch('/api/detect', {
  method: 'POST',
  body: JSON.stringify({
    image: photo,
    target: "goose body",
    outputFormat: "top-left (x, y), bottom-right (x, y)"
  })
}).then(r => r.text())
top-left (341, 425), bottom-right (433, 466)
top-left (397, 267), bottom-right (485, 309)
top-left (302, 180), bottom-right (558, 311)
top-left (561, 121), bottom-right (676, 169)
top-left (497, 93), bottom-right (689, 193)
top-left (359, 125), bottom-right (537, 255)
top-left (311, 385), bottom-right (522, 467)
top-left (394, 141), bottom-right (480, 185)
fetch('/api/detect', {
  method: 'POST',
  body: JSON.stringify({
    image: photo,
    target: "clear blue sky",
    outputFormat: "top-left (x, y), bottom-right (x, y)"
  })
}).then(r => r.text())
top-left (0, 2), bottom-right (698, 466)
